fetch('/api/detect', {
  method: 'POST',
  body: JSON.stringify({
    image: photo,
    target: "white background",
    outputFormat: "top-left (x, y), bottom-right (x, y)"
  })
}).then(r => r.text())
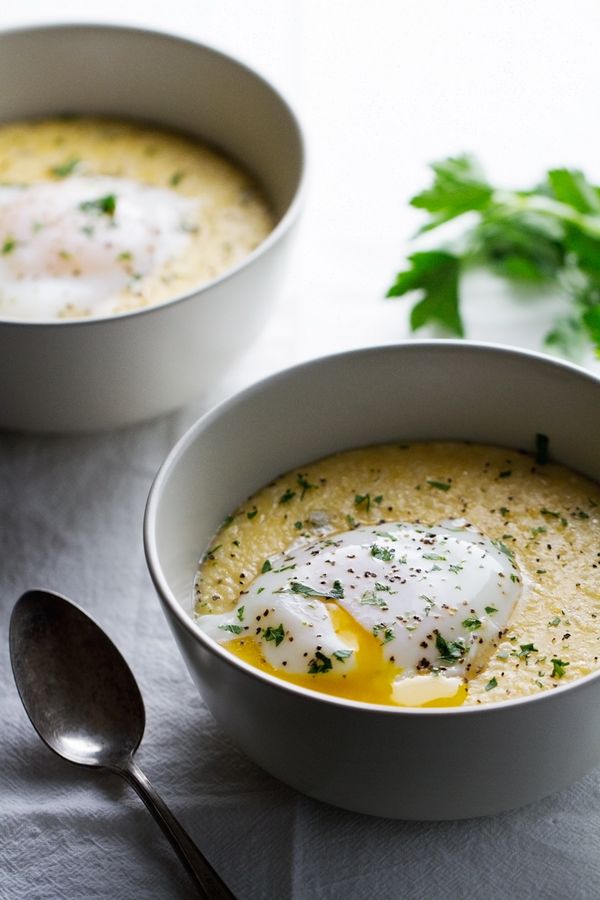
top-left (2, 3), bottom-right (600, 899)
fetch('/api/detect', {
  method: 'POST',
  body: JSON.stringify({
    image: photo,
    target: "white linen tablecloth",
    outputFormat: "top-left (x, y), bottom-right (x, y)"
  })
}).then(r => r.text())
top-left (2, 2), bottom-right (600, 897)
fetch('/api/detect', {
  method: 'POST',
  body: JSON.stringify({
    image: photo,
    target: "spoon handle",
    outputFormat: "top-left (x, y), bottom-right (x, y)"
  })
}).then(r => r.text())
top-left (114, 757), bottom-right (236, 898)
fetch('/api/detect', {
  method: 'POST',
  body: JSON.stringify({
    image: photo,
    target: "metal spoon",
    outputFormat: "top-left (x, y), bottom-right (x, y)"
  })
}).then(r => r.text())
top-left (9, 588), bottom-right (235, 899)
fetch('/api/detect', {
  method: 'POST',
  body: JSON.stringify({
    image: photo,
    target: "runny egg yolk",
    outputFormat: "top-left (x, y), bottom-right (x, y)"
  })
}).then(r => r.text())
top-left (197, 521), bottom-right (522, 708)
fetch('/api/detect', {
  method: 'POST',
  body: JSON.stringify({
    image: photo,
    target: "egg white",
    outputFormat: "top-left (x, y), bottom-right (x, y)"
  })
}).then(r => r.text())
top-left (197, 521), bottom-right (522, 706)
top-left (0, 177), bottom-right (196, 319)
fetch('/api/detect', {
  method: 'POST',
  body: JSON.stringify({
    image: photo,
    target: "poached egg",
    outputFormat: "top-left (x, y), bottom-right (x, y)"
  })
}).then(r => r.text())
top-left (0, 176), bottom-right (196, 319)
top-left (197, 520), bottom-right (522, 707)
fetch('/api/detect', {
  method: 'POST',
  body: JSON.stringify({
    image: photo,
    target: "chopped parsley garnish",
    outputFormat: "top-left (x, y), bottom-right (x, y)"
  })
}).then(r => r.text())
top-left (218, 623), bottom-right (243, 635)
top-left (261, 559), bottom-right (272, 574)
top-left (360, 591), bottom-right (389, 608)
top-left (485, 605), bottom-right (498, 615)
top-left (51, 157), bottom-right (80, 178)
top-left (449, 563), bottom-right (463, 574)
top-left (247, 508), bottom-right (258, 519)
top-left (462, 616), bottom-right (482, 631)
top-left (263, 624), bottom-right (285, 647)
top-left (79, 193), bottom-right (117, 216)
top-left (426, 479), bottom-right (451, 491)
top-left (330, 580), bottom-right (344, 599)
top-left (203, 544), bottom-right (221, 561)
top-left (279, 488), bottom-right (296, 504)
top-left (354, 493), bottom-right (372, 511)
top-left (308, 651), bottom-right (333, 674)
top-left (423, 552), bottom-right (447, 561)
top-left (510, 573), bottom-right (520, 583)
top-left (297, 473), bottom-right (316, 499)
top-left (548, 616), bottom-right (561, 627)
top-left (2, 237), bottom-right (16, 254)
top-left (373, 623), bottom-right (395, 644)
top-left (435, 633), bottom-right (466, 663)
top-left (170, 170), bottom-right (185, 186)
top-left (491, 539), bottom-right (515, 560)
top-left (535, 433), bottom-right (550, 465)
top-left (499, 507), bottom-right (510, 517)
top-left (333, 649), bottom-right (353, 662)
top-left (294, 520), bottom-right (303, 530)
top-left (370, 544), bottom-right (395, 561)
top-left (236, 606), bottom-right (245, 622)
top-left (551, 657), bottom-right (569, 678)
top-left (517, 643), bottom-right (538, 663)
top-left (485, 677), bottom-right (498, 691)
top-left (289, 581), bottom-right (343, 601)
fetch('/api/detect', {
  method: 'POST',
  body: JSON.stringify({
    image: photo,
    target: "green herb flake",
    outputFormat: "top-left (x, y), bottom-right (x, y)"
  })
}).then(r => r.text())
top-left (354, 493), bottom-right (371, 511)
top-left (263, 624), bottom-right (285, 647)
top-left (236, 606), bottom-right (245, 622)
top-left (462, 616), bottom-right (482, 631)
top-left (548, 616), bottom-right (561, 627)
top-left (435, 633), bottom-right (466, 663)
top-left (170, 170), bottom-right (185, 186)
top-left (279, 488), bottom-right (296, 504)
top-left (551, 657), bottom-right (570, 678)
top-left (308, 650), bottom-right (333, 674)
top-left (2, 237), bottom-right (17, 255)
top-left (218, 623), bottom-right (243, 635)
top-left (499, 507), bottom-right (510, 517)
top-left (50, 157), bottom-right (80, 178)
top-left (485, 605), bottom-right (498, 615)
top-left (373, 623), bottom-right (395, 644)
top-left (426, 479), bottom-right (451, 491)
top-left (294, 520), bottom-right (303, 530)
top-left (518, 643), bottom-right (538, 663)
top-left (370, 544), bottom-right (395, 562)
top-left (423, 552), bottom-right (447, 561)
top-left (330, 580), bottom-right (344, 599)
top-left (79, 193), bottom-right (117, 216)
top-left (332, 649), bottom-right (353, 662)
top-left (247, 508), bottom-right (258, 520)
top-left (261, 559), bottom-right (272, 574)
top-left (297, 473), bottom-right (316, 499)
top-left (491, 539), bottom-right (515, 560)
top-left (485, 676), bottom-right (498, 691)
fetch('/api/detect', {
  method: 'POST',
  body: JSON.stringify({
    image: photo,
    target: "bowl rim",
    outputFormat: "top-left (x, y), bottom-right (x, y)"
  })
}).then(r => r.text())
top-left (0, 20), bottom-right (307, 329)
top-left (144, 339), bottom-right (600, 717)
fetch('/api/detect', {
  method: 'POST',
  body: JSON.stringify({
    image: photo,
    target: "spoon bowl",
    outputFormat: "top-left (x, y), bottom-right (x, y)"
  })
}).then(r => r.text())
top-left (10, 589), bottom-right (144, 768)
top-left (10, 589), bottom-right (234, 899)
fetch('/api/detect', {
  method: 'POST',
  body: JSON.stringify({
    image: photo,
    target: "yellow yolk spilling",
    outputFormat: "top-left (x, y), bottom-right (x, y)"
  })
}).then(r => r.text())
top-left (197, 521), bottom-right (520, 708)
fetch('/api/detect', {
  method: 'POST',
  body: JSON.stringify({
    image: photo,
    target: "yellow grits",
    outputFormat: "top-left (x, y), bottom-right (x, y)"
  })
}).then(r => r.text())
top-left (0, 117), bottom-right (272, 316)
top-left (195, 442), bottom-right (600, 707)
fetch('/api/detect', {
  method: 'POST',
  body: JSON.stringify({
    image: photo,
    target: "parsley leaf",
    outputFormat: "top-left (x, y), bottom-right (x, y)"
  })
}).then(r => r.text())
top-left (435, 633), bottom-right (466, 663)
top-left (79, 193), bottom-right (117, 216)
top-left (263, 624), bottom-right (285, 647)
top-left (387, 251), bottom-right (463, 336)
top-left (386, 155), bottom-right (600, 357)
top-left (218, 623), bottom-right (243, 635)
top-left (551, 657), bottom-right (569, 678)
top-left (308, 651), bottom-right (333, 674)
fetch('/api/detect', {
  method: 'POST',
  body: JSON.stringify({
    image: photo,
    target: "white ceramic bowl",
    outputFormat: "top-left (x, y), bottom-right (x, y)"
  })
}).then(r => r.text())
top-left (145, 342), bottom-right (600, 820)
top-left (0, 23), bottom-right (304, 432)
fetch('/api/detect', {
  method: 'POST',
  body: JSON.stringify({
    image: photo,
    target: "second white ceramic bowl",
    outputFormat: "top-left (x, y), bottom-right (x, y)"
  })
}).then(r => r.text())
top-left (145, 342), bottom-right (600, 819)
top-left (0, 24), bottom-right (304, 432)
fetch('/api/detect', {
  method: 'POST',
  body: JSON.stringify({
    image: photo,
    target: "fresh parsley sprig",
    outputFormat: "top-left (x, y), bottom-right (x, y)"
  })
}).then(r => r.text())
top-left (386, 154), bottom-right (600, 357)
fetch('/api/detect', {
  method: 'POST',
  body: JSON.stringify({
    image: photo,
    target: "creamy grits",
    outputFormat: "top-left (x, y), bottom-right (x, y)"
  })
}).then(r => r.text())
top-left (0, 117), bottom-right (273, 320)
top-left (194, 442), bottom-right (600, 708)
